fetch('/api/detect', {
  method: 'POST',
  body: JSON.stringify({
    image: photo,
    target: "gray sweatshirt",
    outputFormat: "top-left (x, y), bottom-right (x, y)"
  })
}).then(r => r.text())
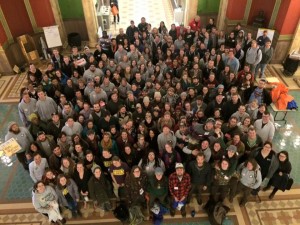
top-left (18, 98), bottom-right (37, 126)
top-left (89, 90), bottom-right (108, 104)
top-left (61, 122), bottom-right (83, 137)
top-left (238, 166), bottom-right (262, 189)
top-left (5, 127), bottom-right (34, 153)
top-left (32, 185), bottom-right (58, 214)
top-left (36, 97), bottom-right (58, 122)
top-left (246, 47), bottom-right (262, 65)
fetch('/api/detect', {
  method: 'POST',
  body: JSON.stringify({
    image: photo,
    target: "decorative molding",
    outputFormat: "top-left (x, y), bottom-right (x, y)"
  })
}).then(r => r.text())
top-left (269, 0), bottom-right (281, 29)
top-left (243, 0), bottom-right (252, 22)
top-left (0, 6), bottom-right (13, 44)
top-left (278, 34), bottom-right (293, 41)
top-left (24, 0), bottom-right (42, 33)
top-left (225, 18), bottom-right (247, 26)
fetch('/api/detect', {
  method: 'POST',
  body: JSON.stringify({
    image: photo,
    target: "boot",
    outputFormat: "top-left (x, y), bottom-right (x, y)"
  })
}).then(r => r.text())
top-left (181, 206), bottom-right (186, 218)
top-left (170, 207), bottom-right (175, 217)
top-left (269, 191), bottom-right (276, 199)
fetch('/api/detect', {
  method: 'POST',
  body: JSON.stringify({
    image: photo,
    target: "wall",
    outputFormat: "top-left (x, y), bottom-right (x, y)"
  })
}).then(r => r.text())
top-left (29, 0), bottom-right (55, 27)
top-left (197, 0), bottom-right (220, 26)
top-left (0, 23), bottom-right (7, 45)
top-left (226, 0), bottom-right (247, 20)
top-left (0, 0), bottom-right (33, 37)
top-left (59, 0), bottom-right (84, 19)
top-left (198, 0), bottom-right (220, 13)
top-left (248, 0), bottom-right (276, 27)
top-left (274, 0), bottom-right (300, 35)
top-left (58, 0), bottom-right (88, 41)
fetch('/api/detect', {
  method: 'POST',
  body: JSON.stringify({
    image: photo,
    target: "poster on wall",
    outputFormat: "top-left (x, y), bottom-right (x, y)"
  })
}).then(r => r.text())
top-left (256, 28), bottom-right (275, 43)
top-left (43, 25), bottom-right (62, 48)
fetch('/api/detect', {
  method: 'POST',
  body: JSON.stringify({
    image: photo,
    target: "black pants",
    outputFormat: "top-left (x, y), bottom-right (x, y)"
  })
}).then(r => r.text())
top-left (187, 184), bottom-right (204, 203)
top-left (16, 151), bottom-right (28, 170)
top-left (228, 177), bottom-right (239, 199)
top-left (236, 182), bottom-right (252, 204)
top-left (211, 184), bottom-right (229, 202)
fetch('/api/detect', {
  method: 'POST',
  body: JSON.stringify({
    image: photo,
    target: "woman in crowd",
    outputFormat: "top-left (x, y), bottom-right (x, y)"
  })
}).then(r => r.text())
top-left (268, 151), bottom-right (292, 199)
top-left (32, 181), bottom-right (66, 225)
top-left (235, 158), bottom-right (262, 206)
top-left (88, 166), bottom-right (113, 216)
top-left (73, 161), bottom-right (92, 209)
top-left (125, 165), bottom-right (148, 208)
top-left (55, 174), bottom-right (80, 218)
top-left (138, 149), bottom-right (165, 177)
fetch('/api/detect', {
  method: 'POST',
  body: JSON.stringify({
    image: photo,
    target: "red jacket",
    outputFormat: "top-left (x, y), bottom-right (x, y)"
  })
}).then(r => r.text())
top-left (189, 19), bottom-right (201, 32)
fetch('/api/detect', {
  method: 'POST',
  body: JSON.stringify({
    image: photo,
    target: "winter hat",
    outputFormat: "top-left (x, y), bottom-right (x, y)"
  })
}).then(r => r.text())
top-left (154, 167), bottom-right (164, 175)
top-left (154, 92), bottom-right (161, 98)
top-left (143, 96), bottom-right (150, 103)
top-left (7, 121), bottom-right (17, 130)
top-left (29, 113), bottom-right (38, 122)
top-left (227, 145), bottom-right (237, 153)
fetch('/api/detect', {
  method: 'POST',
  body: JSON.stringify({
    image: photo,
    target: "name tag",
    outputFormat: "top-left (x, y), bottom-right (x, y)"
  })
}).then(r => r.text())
top-left (204, 132), bottom-right (209, 135)
top-left (174, 187), bottom-right (179, 190)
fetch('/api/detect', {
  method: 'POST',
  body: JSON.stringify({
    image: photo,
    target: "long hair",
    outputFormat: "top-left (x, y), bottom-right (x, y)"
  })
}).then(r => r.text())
top-left (141, 149), bottom-right (161, 168)
top-left (56, 174), bottom-right (71, 190)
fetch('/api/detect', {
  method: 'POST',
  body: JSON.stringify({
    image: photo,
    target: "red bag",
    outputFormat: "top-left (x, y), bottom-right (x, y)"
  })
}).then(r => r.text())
top-left (111, 5), bottom-right (118, 16)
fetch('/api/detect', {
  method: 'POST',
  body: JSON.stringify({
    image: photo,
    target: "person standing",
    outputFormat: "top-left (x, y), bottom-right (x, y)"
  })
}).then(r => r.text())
top-left (169, 163), bottom-right (191, 217)
top-left (110, 0), bottom-right (120, 24)
top-left (29, 153), bottom-right (49, 183)
top-left (32, 181), bottom-right (66, 224)
top-left (245, 40), bottom-right (262, 76)
top-left (268, 151), bottom-right (292, 199)
top-left (255, 40), bottom-right (273, 78)
top-left (36, 90), bottom-right (58, 122)
top-left (187, 153), bottom-right (211, 205)
top-left (250, 141), bottom-right (279, 203)
top-left (5, 121), bottom-right (34, 170)
top-left (18, 92), bottom-right (37, 127)
top-left (235, 159), bottom-right (262, 206)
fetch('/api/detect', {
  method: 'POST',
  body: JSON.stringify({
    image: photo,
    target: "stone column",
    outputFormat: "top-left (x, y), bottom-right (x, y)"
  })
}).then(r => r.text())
top-left (216, 0), bottom-right (229, 31)
top-left (183, 0), bottom-right (198, 26)
top-left (268, 0), bottom-right (281, 28)
top-left (49, 0), bottom-right (68, 48)
top-left (82, 0), bottom-right (99, 47)
top-left (288, 19), bottom-right (300, 54)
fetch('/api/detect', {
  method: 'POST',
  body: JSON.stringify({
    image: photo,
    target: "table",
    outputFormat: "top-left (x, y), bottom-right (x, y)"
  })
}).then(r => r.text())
top-left (270, 103), bottom-right (292, 125)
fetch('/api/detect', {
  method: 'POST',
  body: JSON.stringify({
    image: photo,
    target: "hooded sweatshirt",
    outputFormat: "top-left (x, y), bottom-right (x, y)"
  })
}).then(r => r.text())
top-left (32, 185), bottom-right (58, 214)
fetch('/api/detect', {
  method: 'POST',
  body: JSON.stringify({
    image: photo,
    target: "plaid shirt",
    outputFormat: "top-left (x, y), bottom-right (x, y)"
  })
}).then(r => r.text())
top-left (169, 172), bottom-right (191, 200)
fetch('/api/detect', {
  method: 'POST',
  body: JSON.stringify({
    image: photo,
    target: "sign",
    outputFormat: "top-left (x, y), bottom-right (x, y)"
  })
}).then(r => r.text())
top-left (43, 25), bottom-right (62, 48)
top-left (0, 138), bottom-right (22, 157)
top-left (256, 28), bottom-right (275, 43)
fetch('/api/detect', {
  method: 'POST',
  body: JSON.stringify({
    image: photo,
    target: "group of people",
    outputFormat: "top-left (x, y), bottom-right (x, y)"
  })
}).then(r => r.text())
top-left (6, 14), bottom-right (292, 224)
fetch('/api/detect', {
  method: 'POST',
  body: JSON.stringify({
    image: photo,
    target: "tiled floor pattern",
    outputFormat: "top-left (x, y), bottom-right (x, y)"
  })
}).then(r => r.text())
top-left (0, 73), bottom-right (27, 103)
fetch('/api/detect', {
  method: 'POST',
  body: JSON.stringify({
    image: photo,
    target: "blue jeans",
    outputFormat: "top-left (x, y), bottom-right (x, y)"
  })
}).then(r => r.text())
top-left (255, 63), bottom-right (267, 78)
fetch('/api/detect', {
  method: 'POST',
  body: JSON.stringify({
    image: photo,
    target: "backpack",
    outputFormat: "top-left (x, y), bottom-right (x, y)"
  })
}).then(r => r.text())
top-left (129, 205), bottom-right (145, 225)
top-left (113, 203), bottom-right (130, 223)
top-left (204, 198), bottom-right (230, 225)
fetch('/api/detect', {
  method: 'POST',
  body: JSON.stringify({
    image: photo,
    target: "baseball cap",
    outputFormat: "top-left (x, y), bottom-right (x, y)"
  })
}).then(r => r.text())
top-left (175, 163), bottom-right (184, 169)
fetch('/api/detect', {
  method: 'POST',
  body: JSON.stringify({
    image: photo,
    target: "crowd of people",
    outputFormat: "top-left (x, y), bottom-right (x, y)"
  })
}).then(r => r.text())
top-left (5, 14), bottom-right (292, 224)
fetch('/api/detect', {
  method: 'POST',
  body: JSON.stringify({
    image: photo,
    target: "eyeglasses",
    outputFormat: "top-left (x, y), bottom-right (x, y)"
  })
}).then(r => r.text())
top-left (133, 170), bottom-right (140, 173)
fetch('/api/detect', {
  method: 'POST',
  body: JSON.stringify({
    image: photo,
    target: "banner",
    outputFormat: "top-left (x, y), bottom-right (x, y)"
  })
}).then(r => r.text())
top-left (0, 138), bottom-right (22, 157)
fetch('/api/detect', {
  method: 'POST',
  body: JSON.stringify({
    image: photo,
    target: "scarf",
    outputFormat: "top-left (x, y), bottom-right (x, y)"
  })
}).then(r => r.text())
top-left (101, 138), bottom-right (112, 150)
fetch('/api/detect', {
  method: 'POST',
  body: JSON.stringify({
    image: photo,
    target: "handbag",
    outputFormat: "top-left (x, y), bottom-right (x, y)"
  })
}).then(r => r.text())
top-left (286, 177), bottom-right (294, 190)
top-left (111, 5), bottom-right (119, 16)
